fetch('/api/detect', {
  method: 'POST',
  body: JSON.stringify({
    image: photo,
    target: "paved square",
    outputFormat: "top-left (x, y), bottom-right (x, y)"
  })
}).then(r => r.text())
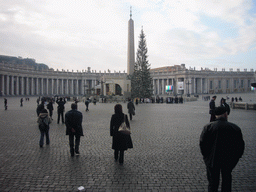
top-left (0, 94), bottom-right (255, 191)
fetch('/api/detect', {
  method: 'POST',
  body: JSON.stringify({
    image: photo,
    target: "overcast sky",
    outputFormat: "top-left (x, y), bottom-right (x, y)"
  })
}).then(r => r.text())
top-left (0, 0), bottom-right (256, 72)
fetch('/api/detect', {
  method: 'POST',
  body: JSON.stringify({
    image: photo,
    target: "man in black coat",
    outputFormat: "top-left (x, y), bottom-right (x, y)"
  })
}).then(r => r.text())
top-left (65, 103), bottom-right (83, 156)
top-left (209, 95), bottom-right (217, 122)
top-left (200, 106), bottom-right (244, 192)
top-left (56, 97), bottom-right (66, 124)
top-left (85, 98), bottom-right (90, 111)
top-left (127, 99), bottom-right (135, 120)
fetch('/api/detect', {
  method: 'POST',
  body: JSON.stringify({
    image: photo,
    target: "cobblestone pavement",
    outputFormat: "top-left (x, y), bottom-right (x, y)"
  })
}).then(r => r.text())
top-left (0, 94), bottom-right (255, 192)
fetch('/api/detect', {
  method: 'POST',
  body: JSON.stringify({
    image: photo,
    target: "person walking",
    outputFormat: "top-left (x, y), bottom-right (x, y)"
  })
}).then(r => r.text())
top-left (56, 97), bottom-right (66, 124)
top-left (37, 109), bottom-right (52, 148)
top-left (200, 106), bottom-right (244, 192)
top-left (20, 98), bottom-right (23, 107)
top-left (47, 99), bottom-right (54, 119)
top-left (127, 98), bottom-right (135, 121)
top-left (209, 95), bottom-right (217, 122)
top-left (65, 103), bottom-right (83, 157)
top-left (85, 98), bottom-right (90, 111)
top-left (4, 98), bottom-right (7, 110)
top-left (110, 104), bottom-right (133, 165)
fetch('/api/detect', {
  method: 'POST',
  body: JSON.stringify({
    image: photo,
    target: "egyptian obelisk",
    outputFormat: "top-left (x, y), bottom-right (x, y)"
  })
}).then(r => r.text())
top-left (127, 7), bottom-right (135, 75)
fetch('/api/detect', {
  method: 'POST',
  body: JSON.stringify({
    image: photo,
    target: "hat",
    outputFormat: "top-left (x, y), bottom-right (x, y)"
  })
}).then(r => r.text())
top-left (212, 95), bottom-right (217, 99)
top-left (215, 106), bottom-right (227, 115)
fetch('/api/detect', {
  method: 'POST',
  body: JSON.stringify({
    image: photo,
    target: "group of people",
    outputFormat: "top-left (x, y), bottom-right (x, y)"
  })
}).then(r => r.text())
top-left (37, 99), bottom-right (134, 163)
top-left (13, 94), bottom-right (244, 191)
top-left (205, 95), bottom-right (244, 191)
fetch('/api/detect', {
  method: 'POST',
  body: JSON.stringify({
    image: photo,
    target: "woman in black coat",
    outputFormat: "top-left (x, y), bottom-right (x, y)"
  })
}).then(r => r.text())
top-left (110, 104), bottom-right (133, 164)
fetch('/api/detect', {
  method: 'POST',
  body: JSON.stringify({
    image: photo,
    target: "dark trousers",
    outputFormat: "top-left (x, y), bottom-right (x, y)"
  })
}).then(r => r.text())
top-left (129, 113), bottom-right (132, 120)
top-left (114, 150), bottom-right (124, 163)
top-left (69, 134), bottom-right (81, 154)
top-left (49, 110), bottom-right (53, 118)
top-left (57, 111), bottom-right (64, 123)
top-left (85, 104), bottom-right (89, 111)
top-left (39, 130), bottom-right (49, 146)
top-left (207, 166), bottom-right (232, 192)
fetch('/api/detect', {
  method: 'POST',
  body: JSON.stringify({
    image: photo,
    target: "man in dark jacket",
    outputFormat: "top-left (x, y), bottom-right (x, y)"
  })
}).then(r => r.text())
top-left (65, 103), bottom-right (83, 156)
top-left (200, 106), bottom-right (244, 192)
top-left (85, 98), bottom-right (90, 111)
top-left (56, 97), bottom-right (66, 124)
top-left (209, 95), bottom-right (217, 122)
top-left (127, 99), bottom-right (135, 120)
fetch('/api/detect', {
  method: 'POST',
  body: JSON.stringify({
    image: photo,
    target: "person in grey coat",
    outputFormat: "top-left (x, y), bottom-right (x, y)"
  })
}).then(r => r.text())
top-left (65, 103), bottom-right (83, 156)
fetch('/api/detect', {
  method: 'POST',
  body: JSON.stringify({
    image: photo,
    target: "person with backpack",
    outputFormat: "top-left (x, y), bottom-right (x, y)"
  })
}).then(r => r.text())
top-left (56, 97), bottom-right (66, 124)
top-left (36, 101), bottom-right (45, 116)
top-left (37, 109), bottom-right (52, 148)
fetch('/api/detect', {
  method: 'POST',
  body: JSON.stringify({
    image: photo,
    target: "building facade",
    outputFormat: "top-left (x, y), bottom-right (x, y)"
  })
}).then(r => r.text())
top-left (151, 64), bottom-right (255, 96)
top-left (1, 62), bottom-right (255, 97)
top-left (0, 63), bottom-right (129, 97)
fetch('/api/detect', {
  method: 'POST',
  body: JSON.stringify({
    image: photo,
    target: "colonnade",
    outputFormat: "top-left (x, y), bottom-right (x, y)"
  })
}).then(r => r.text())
top-left (0, 74), bottom-right (97, 96)
top-left (152, 74), bottom-right (254, 96)
top-left (152, 77), bottom-right (210, 95)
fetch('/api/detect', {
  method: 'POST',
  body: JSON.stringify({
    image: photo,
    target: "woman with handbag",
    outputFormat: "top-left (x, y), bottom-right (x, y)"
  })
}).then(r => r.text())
top-left (110, 104), bottom-right (133, 165)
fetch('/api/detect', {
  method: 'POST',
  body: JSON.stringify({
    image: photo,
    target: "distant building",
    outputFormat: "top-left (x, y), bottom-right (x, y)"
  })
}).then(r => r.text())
top-left (151, 64), bottom-right (255, 96)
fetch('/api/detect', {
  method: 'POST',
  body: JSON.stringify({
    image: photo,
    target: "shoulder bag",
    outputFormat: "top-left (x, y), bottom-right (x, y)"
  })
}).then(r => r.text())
top-left (118, 114), bottom-right (131, 135)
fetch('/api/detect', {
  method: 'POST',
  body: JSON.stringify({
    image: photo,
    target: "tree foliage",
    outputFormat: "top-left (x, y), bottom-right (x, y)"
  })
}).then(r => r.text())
top-left (130, 28), bottom-right (153, 99)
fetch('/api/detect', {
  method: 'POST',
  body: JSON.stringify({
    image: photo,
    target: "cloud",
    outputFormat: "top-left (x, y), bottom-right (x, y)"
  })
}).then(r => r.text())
top-left (0, 0), bottom-right (255, 71)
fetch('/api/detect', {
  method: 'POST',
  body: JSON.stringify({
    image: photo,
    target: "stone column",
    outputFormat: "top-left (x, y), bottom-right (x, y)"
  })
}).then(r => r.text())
top-left (15, 76), bottom-right (18, 95)
top-left (21, 77), bottom-right (24, 95)
top-left (153, 79), bottom-right (155, 95)
top-left (11, 76), bottom-right (14, 95)
top-left (71, 79), bottom-right (74, 95)
top-left (206, 78), bottom-right (209, 94)
top-left (56, 79), bottom-right (59, 95)
top-left (194, 78), bottom-right (196, 94)
top-left (77, 79), bottom-right (79, 95)
top-left (36, 78), bottom-right (39, 95)
top-left (41, 78), bottom-right (44, 95)
top-left (103, 83), bottom-right (106, 96)
top-left (45, 78), bottom-right (48, 95)
top-left (51, 79), bottom-right (54, 95)
top-left (157, 79), bottom-right (160, 95)
top-left (200, 78), bottom-right (203, 94)
top-left (1, 75), bottom-right (5, 96)
top-left (26, 77), bottom-right (29, 95)
top-left (61, 79), bottom-right (63, 95)
top-left (31, 78), bottom-right (34, 95)
top-left (66, 79), bottom-right (69, 95)
top-left (5, 75), bottom-right (9, 95)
